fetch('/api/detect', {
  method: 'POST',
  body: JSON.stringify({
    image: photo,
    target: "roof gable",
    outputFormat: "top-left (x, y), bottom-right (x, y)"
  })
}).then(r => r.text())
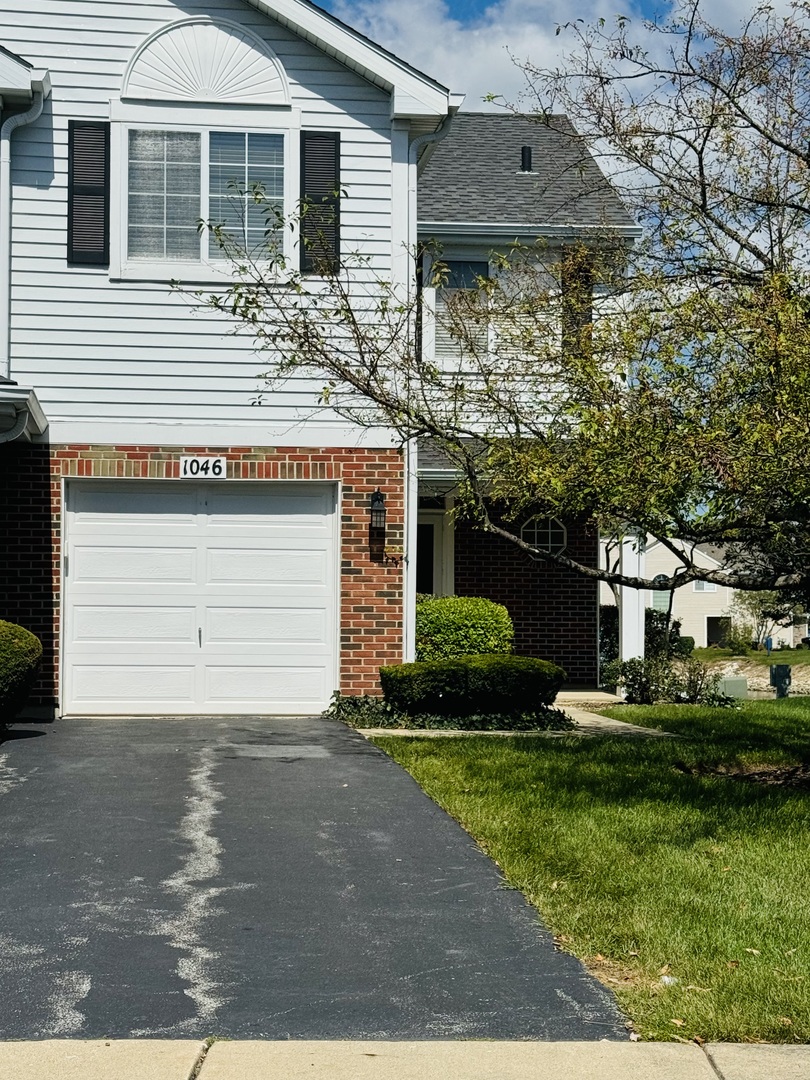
top-left (241, 0), bottom-right (454, 119)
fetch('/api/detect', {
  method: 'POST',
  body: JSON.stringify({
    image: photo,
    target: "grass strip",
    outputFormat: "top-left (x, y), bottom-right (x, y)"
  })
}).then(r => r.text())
top-left (373, 700), bottom-right (810, 1043)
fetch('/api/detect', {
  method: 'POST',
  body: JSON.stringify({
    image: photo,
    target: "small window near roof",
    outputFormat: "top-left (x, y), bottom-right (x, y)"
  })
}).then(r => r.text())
top-left (694, 580), bottom-right (717, 592)
top-left (521, 516), bottom-right (567, 558)
top-left (440, 260), bottom-right (489, 289)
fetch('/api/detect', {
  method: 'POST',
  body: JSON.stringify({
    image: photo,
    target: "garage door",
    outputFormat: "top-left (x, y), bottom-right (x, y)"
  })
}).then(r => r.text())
top-left (63, 481), bottom-right (338, 715)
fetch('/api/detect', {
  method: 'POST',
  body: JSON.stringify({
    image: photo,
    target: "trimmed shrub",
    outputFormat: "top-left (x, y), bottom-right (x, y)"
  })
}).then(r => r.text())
top-left (380, 654), bottom-right (566, 718)
top-left (0, 621), bottom-right (43, 724)
top-left (415, 595), bottom-right (513, 661)
top-left (673, 635), bottom-right (695, 657)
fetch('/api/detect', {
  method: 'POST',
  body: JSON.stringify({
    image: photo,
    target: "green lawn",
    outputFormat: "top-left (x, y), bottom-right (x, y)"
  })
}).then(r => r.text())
top-left (373, 700), bottom-right (810, 1043)
top-left (693, 646), bottom-right (810, 666)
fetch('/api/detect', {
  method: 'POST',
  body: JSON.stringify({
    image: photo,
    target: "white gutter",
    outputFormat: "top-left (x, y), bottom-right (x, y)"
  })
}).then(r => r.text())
top-left (0, 74), bottom-right (50, 382)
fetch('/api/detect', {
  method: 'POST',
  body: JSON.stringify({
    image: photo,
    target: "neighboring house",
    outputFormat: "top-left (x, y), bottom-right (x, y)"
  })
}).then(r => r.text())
top-left (0, 0), bottom-right (460, 717)
top-left (600, 540), bottom-right (803, 648)
top-left (415, 114), bottom-right (639, 687)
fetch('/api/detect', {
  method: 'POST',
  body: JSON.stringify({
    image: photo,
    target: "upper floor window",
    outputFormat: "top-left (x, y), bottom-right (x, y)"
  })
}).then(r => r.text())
top-left (127, 129), bottom-right (284, 263)
top-left (693, 580), bottom-right (717, 592)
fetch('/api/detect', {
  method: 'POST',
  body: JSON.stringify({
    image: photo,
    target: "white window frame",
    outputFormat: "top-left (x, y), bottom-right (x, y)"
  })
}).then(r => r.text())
top-left (109, 102), bottom-right (300, 282)
top-left (424, 251), bottom-right (493, 363)
top-left (693, 580), bottom-right (717, 593)
top-left (417, 503), bottom-right (455, 596)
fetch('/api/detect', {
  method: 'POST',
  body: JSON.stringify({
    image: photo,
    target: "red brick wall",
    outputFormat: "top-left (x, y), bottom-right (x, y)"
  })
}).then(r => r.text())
top-left (0, 443), bottom-right (57, 707)
top-left (2, 443), bottom-right (404, 711)
top-left (453, 515), bottom-right (599, 687)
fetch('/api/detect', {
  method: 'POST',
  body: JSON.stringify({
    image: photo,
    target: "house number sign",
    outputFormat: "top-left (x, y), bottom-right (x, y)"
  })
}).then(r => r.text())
top-left (180, 456), bottom-right (227, 479)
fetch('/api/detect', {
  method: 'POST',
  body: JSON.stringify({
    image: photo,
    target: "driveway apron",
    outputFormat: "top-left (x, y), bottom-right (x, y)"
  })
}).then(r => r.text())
top-left (0, 717), bottom-right (626, 1040)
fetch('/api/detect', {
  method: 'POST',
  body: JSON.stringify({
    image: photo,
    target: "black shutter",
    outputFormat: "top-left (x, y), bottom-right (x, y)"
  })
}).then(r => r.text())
top-left (300, 131), bottom-right (340, 273)
top-left (68, 120), bottom-right (110, 266)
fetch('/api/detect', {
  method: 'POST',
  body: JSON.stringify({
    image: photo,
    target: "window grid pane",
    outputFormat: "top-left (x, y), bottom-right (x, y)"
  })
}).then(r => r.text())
top-left (521, 516), bottom-right (566, 555)
top-left (128, 130), bottom-right (201, 261)
top-left (208, 131), bottom-right (284, 260)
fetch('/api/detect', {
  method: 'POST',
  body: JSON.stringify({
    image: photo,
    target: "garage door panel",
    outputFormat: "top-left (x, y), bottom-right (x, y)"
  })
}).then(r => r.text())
top-left (70, 665), bottom-right (197, 705)
top-left (206, 548), bottom-right (328, 587)
top-left (72, 606), bottom-right (197, 644)
top-left (204, 665), bottom-right (330, 704)
top-left (205, 488), bottom-right (333, 526)
top-left (74, 546), bottom-right (197, 584)
top-left (71, 484), bottom-right (198, 524)
top-left (206, 607), bottom-right (328, 645)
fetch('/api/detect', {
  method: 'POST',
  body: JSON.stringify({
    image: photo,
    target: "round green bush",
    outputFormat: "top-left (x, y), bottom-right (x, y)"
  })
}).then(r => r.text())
top-left (0, 620), bottom-right (43, 724)
top-left (415, 595), bottom-right (514, 661)
top-left (380, 653), bottom-right (566, 717)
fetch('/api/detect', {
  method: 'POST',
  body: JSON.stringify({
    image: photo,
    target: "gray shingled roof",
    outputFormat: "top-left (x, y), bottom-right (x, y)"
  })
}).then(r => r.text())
top-left (418, 113), bottom-right (635, 232)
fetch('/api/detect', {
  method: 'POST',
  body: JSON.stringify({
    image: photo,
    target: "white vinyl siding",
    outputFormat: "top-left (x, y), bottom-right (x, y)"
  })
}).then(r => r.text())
top-left (5, 0), bottom-right (396, 436)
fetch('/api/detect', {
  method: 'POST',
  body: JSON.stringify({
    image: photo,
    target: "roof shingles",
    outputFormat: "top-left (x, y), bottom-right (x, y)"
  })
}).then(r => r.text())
top-left (418, 113), bottom-right (634, 231)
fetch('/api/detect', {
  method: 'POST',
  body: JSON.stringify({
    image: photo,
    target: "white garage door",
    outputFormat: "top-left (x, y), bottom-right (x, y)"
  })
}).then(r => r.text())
top-left (63, 481), bottom-right (338, 715)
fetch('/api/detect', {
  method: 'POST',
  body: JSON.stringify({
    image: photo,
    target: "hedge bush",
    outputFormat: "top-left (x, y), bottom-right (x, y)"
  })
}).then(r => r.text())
top-left (415, 595), bottom-right (514, 661)
top-left (379, 654), bottom-right (566, 718)
top-left (0, 620), bottom-right (42, 724)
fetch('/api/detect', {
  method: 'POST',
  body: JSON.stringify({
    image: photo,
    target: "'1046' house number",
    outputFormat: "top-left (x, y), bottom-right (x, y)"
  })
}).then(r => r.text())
top-left (179, 456), bottom-right (227, 479)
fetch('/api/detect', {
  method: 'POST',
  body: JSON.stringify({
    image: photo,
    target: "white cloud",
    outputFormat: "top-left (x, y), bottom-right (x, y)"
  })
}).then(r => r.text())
top-left (326, 0), bottom-right (798, 111)
top-left (327, 0), bottom-right (646, 109)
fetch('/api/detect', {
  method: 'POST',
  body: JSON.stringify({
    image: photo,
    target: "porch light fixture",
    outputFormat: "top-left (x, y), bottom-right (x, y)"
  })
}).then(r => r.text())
top-left (369, 488), bottom-right (386, 562)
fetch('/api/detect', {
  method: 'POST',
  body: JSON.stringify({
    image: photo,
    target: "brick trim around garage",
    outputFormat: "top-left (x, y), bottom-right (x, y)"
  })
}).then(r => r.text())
top-left (1, 443), bottom-right (405, 711)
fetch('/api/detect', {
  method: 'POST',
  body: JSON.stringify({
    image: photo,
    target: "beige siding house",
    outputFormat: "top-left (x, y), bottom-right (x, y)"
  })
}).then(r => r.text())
top-left (600, 540), bottom-right (799, 648)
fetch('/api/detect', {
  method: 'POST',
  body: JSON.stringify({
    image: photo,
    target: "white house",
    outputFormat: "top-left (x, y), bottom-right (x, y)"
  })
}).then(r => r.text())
top-left (0, 0), bottom-right (461, 717)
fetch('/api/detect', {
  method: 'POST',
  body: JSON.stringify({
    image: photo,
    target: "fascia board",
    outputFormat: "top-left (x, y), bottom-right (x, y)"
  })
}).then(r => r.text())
top-left (244, 0), bottom-right (451, 118)
top-left (0, 384), bottom-right (48, 435)
top-left (418, 221), bottom-right (642, 241)
top-left (0, 51), bottom-right (34, 94)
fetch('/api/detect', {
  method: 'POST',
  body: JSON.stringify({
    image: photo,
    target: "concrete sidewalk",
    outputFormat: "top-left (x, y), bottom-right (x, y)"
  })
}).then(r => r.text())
top-left (1, 1040), bottom-right (807, 1079)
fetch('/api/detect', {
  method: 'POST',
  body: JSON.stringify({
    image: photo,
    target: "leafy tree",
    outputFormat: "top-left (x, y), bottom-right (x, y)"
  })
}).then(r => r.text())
top-left (197, 0), bottom-right (810, 597)
top-left (729, 590), bottom-right (798, 646)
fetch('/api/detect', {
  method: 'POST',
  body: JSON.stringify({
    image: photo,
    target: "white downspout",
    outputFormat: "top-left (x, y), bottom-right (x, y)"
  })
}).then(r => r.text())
top-left (401, 115), bottom-right (456, 662)
top-left (1, 88), bottom-right (46, 382)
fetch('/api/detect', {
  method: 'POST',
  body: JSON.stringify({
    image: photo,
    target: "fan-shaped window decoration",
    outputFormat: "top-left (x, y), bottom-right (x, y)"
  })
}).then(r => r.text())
top-left (122, 18), bottom-right (290, 106)
top-left (521, 516), bottom-right (567, 558)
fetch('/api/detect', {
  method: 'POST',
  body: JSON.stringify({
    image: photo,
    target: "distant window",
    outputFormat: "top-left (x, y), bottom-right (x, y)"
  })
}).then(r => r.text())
top-left (693, 580), bottom-right (717, 592)
top-left (439, 260), bottom-right (489, 289)
top-left (651, 590), bottom-right (670, 611)
top-left (521, 516), bottom-right (567, 557)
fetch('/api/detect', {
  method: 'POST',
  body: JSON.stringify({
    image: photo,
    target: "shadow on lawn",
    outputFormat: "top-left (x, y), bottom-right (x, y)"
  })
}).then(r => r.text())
top-left (498, 731), bottom-right (810, 833)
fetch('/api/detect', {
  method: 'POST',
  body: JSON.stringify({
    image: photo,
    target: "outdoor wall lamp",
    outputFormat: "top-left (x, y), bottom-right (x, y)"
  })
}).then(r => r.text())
top-left (369, 488), bottom-right (386, 562)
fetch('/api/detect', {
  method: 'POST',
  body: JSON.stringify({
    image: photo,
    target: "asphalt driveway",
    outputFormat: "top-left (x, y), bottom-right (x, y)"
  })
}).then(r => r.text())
top-left (0, 717), bottom-right (626, 1040)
